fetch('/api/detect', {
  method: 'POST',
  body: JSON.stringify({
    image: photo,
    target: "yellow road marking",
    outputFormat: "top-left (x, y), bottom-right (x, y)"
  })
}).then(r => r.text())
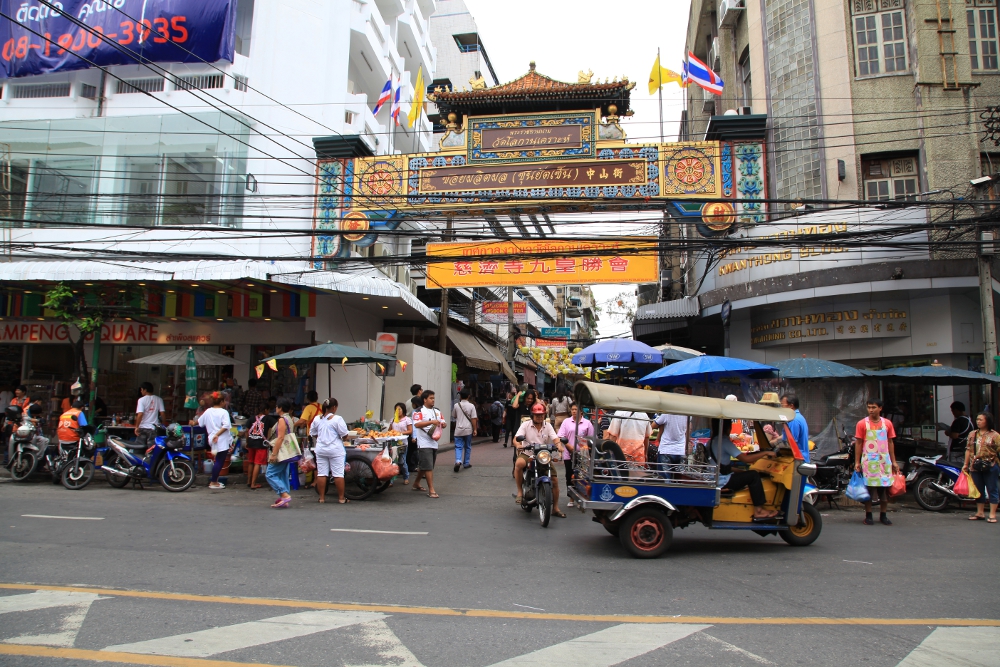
top-left (0, 644), bottom-right (296, 667)
top-left (0, 582), bottom-right (998, 627)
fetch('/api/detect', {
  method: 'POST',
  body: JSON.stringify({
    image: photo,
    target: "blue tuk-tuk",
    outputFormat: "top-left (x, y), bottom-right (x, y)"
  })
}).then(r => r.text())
top-left (569, 381), bottom-right (821, 558)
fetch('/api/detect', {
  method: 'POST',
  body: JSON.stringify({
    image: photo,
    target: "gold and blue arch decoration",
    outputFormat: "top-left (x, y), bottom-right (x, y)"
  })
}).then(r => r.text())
top-left (312, 112), bottom-right (767, 264)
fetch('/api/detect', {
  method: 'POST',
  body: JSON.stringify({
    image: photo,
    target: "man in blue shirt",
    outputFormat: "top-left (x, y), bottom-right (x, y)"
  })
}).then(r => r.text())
top-left (780, 394), bottom-right (810, 462)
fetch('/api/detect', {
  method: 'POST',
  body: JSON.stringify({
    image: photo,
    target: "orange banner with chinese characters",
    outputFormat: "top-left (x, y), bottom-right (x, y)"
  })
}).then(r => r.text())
top-left (425, 239), bottom-right (659, 288)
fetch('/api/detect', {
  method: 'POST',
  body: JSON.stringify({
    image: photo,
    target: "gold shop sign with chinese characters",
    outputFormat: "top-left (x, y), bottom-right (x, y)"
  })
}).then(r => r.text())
top-left (418, 159), bottom-right (645, 194)
top-left (425, 239), bottom-right (660, 288)
top-left (750, 301), bottom-right (910, 349)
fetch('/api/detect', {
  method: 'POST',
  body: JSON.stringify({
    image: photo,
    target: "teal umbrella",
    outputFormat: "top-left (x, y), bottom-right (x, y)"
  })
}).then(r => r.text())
top-left (183, 347), bottom-right (199, 409)
top-left (261, 342), bottom-right (395, 366)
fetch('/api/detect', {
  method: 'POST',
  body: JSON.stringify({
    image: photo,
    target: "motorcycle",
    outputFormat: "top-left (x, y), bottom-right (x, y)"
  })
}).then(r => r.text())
top-left (59, 431), bottom-right (96, 490)
top-left (908, 455), bottom-right (967, 511)
top-left (810, 421), bottom-right (855, 506)
top-left (98, 428), bottom-right (194, 492)
top-left (513, 435), bottom-right (565, 527)
top-left (5, 405), bottom-right (52, 482)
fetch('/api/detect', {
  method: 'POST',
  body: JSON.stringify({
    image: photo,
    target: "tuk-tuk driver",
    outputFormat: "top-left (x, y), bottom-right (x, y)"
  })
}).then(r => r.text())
top-left (514, 402), bottom-right (566, 518)
top-left (717, 419), bottom-right (779, 520)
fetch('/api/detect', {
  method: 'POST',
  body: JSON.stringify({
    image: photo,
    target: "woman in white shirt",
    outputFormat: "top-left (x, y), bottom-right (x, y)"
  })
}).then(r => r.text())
top-left (198, 392), bottom-right (233, 490)
top-left (310, 397), bottom-right (350, 504)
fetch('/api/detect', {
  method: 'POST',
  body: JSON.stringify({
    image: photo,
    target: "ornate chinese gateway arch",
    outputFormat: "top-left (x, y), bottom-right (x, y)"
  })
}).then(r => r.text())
top-left (312, 63), bottom-right (766, 286)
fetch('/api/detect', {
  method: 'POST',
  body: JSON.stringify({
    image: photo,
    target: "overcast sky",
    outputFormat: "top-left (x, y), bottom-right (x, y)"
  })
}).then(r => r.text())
top-left (462, 0), bottom-right (691, 338)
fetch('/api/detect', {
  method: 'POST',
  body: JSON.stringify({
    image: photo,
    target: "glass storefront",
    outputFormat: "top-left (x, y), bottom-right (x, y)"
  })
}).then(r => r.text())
top-left (0, 112), bottom-right (249, 229)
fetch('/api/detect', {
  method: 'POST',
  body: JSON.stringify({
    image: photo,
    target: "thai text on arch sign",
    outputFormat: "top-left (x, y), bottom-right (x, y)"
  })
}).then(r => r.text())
top-left (425, 239), bottom-right (659, 289)
top-left (0, 0), bottom-right (236, 79)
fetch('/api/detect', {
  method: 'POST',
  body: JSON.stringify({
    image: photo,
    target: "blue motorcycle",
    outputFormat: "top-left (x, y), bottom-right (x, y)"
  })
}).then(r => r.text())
top-left (99, 426), bottom-right (194, 492)
top-left (908, 455), bottom-right (965, 511)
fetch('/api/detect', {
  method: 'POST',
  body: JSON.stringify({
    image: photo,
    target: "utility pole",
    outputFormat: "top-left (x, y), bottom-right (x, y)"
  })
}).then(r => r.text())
top-left (438, 217), bottom-right (451, 355)
top-left (507, 285), bottom-right (515, 362)
top-left (979, 230), bottom-right (998, 375)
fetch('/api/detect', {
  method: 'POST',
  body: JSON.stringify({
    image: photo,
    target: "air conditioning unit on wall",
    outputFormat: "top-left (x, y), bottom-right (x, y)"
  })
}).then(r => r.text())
top-left (710, 37), bottom-right (720, 71)
top-left (719, 0), bottom-right (744, 27)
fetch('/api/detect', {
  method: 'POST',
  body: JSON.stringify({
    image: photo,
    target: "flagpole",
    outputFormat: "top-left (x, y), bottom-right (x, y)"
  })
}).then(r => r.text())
top-left (657, 47), bottom-right (664, 143)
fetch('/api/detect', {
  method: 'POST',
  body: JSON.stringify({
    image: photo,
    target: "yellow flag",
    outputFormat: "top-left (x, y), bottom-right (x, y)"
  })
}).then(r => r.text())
top-left (266, 359), bottom-right (277, 372)
top-left (289, 364), bottom-right (298, 378)
top-left (407, 66), bottom-right (425, 128)
top-left (254, 364), bottom-right (265, 379)
top-left (648, 53), bottom-right (683, 93)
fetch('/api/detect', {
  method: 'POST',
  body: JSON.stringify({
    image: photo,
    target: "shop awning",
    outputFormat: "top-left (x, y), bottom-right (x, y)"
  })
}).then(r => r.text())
top-left (447, 329), bottom-right (501, 372)
top-left (0, 260), bottom-right (438, 324)
top-left (478, 339), bottom-right (518, 384)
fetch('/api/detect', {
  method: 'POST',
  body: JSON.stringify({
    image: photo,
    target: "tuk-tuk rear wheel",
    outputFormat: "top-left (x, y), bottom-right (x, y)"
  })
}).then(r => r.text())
top-left (619, 507), bottom-right (672, 558)
top-left (779, 503), bottom-right (822, 546)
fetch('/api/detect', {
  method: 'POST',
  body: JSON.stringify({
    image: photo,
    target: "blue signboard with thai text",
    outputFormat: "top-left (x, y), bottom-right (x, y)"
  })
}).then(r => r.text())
top-left (0, 0), bottom-right (236, 79)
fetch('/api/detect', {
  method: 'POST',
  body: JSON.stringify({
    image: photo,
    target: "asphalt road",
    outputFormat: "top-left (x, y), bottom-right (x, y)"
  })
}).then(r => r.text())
top-left (0, 439), bottom-right (997, 667)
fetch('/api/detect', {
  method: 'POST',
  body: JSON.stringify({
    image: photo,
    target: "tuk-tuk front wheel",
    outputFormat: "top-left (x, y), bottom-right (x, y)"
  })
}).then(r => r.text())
top-left (780, 503), bottom-right (822, 547)
top-left (619, 507), bottom-right (672, 558)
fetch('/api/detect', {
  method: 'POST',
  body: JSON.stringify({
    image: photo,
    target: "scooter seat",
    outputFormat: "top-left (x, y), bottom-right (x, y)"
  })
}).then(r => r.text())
top-left (123, 442), bottom-right (148, 453)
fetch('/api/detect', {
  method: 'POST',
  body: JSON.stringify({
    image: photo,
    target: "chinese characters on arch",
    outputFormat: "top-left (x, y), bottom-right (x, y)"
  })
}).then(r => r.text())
top-left (424, 239), bottom-right (659, 289)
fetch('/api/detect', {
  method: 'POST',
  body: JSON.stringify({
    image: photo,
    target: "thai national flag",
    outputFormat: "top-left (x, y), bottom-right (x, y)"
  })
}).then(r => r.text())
top-left (390, 77), bottom-right (402, 126)
top-left (371, 79), bottom-right (392, 115)
top-left (683, 52), bottom-right (724, 95)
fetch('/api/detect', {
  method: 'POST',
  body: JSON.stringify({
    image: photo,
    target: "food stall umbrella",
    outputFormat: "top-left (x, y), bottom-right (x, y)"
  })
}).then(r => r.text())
top-left (774, 357), bottom-right (866, 379)
top-left (572, 339), bottom-right (663, 365)
top-left (261, 342), bottom-right (396, 396)
top-left (654, 343), bottom-right (703, 362)
top-left (639, 355), bottom-right (778, 386)
top-left (128, 348), bottom-right (249, 367)
top-left (865, 365), bottom-right (1000, 385)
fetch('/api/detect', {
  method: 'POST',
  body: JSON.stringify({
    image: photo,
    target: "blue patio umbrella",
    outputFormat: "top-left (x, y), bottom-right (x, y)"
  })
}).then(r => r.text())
top-left (775, 357), bottom-right (866, 379)
top-left (572, 339), bottom-right (663, 365)
top-left (639, 355), bottom-right (778, 386)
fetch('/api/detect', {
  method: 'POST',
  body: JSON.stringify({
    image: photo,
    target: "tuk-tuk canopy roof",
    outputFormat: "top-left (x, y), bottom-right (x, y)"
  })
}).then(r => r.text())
top-left (573, 381), bottom-right (796, 423)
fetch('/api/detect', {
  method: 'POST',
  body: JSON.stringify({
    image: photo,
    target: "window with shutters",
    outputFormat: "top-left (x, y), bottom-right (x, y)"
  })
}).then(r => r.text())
top-left (852, 0), bottom-right (909, 76)
top-left (968, 0), bottom-right (998, 71)
top-left (862, 155), bottom-right (919, 201)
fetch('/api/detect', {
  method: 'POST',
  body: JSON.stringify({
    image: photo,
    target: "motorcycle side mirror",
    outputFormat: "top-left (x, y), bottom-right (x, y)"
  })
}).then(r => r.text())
top-left (560, 437), bottom-right (569, 444)
top-left (515, 435), bottom-right (525, 442)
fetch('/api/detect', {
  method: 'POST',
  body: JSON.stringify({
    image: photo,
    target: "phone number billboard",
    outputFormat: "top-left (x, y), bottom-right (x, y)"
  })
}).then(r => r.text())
top-left (0, 0), bottom-right (236, 79)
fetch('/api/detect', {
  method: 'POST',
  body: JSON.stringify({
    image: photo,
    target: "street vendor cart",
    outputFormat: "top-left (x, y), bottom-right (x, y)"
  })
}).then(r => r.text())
top-left (312, 430), bottom-right (408, 501)
top-left (569, 381), bottom-right (821, 558)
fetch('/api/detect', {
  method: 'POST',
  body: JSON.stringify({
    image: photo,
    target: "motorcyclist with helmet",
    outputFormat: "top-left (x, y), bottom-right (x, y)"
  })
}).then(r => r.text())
top-left (513, 402), bottom-right (566, 518)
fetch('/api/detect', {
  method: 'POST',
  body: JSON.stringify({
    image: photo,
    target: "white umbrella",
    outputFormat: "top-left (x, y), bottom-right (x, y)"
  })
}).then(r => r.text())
top-left (127, 349), bottom-right (246, 366)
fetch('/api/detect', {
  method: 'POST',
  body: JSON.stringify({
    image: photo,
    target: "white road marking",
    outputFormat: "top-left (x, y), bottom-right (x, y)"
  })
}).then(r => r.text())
top-left (103, 610), bottom-right (385, 658)
top-left (21, 515), bottom-right (104, 521)
top-left (344, 619), bottom-right (427, 667)
top-left (331, 528), bottom-right (428, 535)
top-left (512, 604), bottom-right (546, 611)
top-left (0, 590), bottom-right (104, 647)
top-left (896, 627), bottom-right (1000, 667)
top-left (843, 560), bottom-right (873, 565)
top-left (485, 623), bottom-right (711, 667)
top-left (697, 633), bottom-right (777, 665)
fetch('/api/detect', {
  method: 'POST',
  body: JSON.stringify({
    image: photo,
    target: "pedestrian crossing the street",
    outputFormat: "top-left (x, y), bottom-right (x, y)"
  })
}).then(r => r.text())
top-left (0, 585), bottom-right (997, 667)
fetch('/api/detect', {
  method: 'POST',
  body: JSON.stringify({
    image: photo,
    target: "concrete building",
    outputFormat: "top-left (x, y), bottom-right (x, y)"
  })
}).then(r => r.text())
top-left (637, 0), bottom-right (1000, 452)
top-left (427, 0), bottom-right (499, 132)
top-left (0, 0), bottom-right (451, 424)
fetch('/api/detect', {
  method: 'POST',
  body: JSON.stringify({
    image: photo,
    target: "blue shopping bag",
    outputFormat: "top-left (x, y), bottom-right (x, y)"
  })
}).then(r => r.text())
top-left (846, 472), bottom-right (871, 502)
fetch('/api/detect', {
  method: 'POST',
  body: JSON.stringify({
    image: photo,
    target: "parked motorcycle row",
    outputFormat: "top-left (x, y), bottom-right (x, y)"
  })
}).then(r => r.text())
top-left (4, 406), bottom-right (194, 493)
top-left (809, 420), bottom-right (973, 512)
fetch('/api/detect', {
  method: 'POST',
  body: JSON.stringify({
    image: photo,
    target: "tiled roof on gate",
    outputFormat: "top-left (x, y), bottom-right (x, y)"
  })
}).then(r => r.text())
top-left (428, 62), bottom-right (634, 116)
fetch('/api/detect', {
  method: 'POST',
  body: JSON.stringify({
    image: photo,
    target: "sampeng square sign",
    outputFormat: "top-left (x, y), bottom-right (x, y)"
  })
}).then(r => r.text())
top-left (424, 239), bottom-right (659, 289)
